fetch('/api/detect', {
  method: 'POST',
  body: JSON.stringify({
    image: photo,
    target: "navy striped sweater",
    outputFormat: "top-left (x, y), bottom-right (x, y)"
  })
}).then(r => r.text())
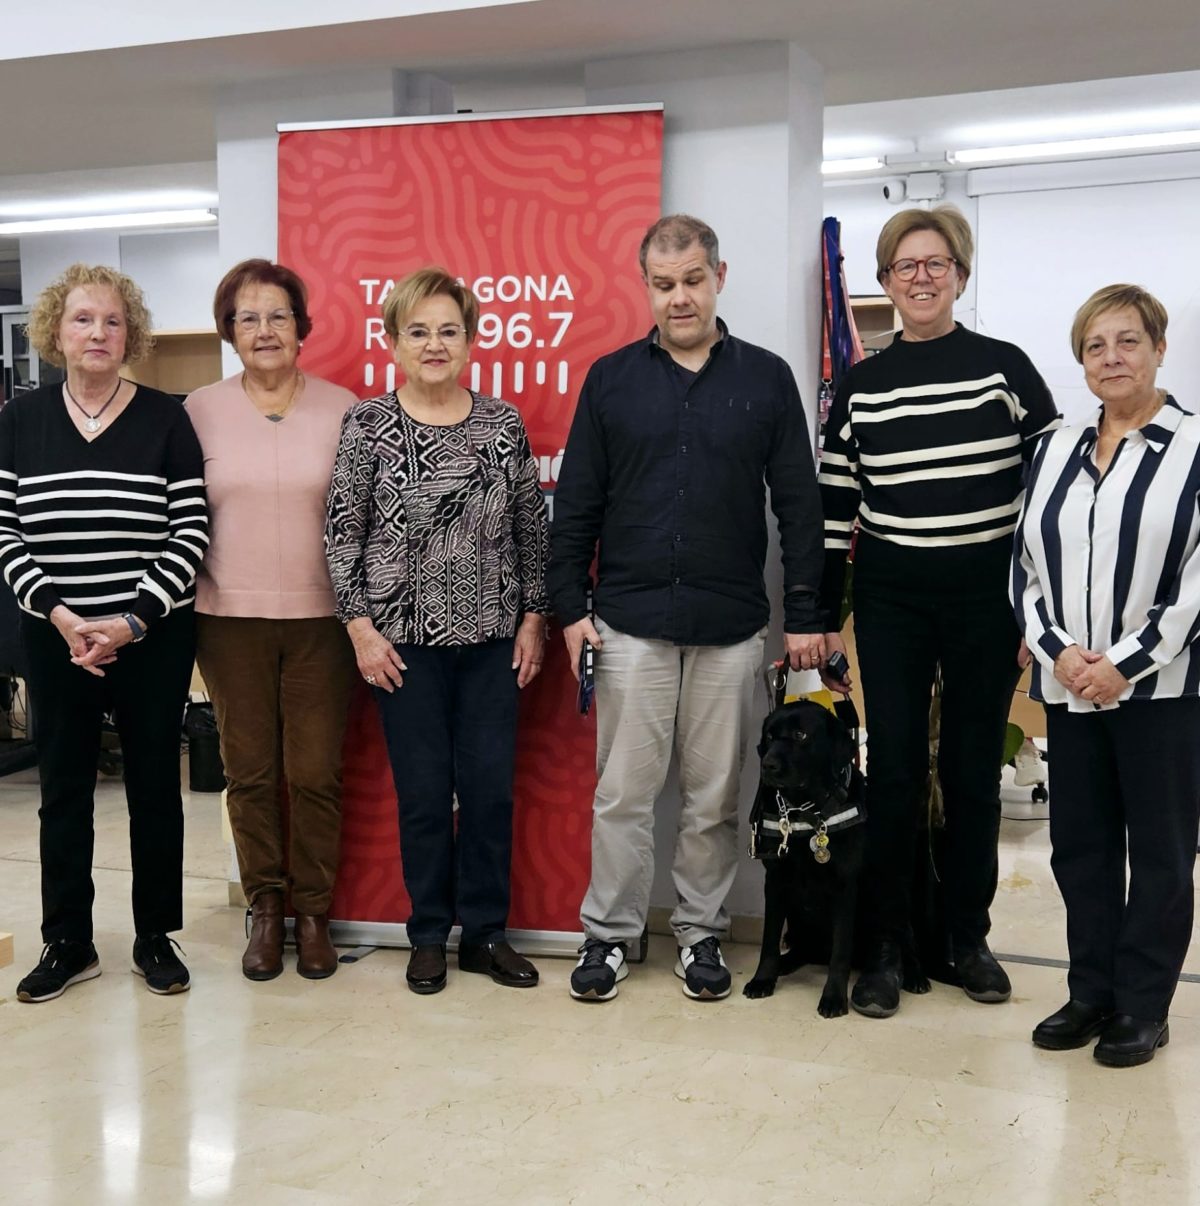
top-left (0, 384), bottom-right (208, 624)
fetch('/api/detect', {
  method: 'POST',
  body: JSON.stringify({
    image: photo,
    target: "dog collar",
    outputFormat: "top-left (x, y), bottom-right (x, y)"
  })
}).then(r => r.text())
top-left (764, 795), bottom-right (863, 834)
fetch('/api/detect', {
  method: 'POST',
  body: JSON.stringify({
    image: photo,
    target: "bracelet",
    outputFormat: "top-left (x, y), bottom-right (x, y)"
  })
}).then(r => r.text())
top-left (122, 613), bottom-right (147, 643)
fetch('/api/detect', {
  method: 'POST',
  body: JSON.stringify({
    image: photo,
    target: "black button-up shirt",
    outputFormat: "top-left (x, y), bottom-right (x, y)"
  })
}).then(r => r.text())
top-left (547, 322), bottom-right (824, 645)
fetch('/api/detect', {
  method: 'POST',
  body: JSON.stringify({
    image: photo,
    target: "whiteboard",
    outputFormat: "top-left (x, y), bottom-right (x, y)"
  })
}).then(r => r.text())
top-left (975, 179), bottom-right (1200, 425)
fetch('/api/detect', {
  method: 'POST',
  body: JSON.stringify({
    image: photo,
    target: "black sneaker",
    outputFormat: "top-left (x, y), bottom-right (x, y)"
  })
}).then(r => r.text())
top-left (16, 940), bottom-right (101, 1003)
top-left (132, 934), bottom-right (190, 995)
top-left (569, 938), bottom-right (628, 1001)
top-left (675, 936), bottom-right (731, 1000)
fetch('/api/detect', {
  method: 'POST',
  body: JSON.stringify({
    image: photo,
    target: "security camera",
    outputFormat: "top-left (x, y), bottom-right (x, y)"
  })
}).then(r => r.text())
top-left (882, 179), bottom-right (907, 204)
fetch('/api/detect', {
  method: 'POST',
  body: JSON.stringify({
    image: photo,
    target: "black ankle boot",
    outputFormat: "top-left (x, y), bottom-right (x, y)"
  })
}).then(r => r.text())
top-left (952, 939), bottom-right (1011, 1003)
top-left (1093, 1014), bottom-right (1169, 1068)
top-left (851, 939), bottom-right (902, 1018)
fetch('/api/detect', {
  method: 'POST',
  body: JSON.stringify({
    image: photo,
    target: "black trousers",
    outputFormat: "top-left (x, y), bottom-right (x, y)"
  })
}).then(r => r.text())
top-left (374, 638), bottom-right (519, 947)
top-left (22, 607), bottom-right (195, 943)
top-left (853, 538), bottom-right (1021, 948)
top-left (1046, 698), bottom-right (1200, 1020)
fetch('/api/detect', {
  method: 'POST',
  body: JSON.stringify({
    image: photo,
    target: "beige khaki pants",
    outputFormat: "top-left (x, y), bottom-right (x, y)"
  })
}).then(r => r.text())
top-left (580, 617), bottom-right (765, 947)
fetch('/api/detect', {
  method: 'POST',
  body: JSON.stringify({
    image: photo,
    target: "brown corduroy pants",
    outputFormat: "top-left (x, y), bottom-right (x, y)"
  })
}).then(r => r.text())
top-left (196, 615), bottom-right (357, 913)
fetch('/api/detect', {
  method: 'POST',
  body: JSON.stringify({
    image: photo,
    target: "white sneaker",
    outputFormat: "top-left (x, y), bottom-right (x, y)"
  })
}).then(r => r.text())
top-left (569, 938), bottom-right (628, 1001)
top-left (675, 936), bottom-right (731, 1000)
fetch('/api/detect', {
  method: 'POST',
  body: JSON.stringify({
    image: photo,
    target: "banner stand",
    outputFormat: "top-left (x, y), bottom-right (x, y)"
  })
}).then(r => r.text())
top-left (325, 922), bottom-right (583, 959)
top-left (277, 105), bottom-right (664, 951)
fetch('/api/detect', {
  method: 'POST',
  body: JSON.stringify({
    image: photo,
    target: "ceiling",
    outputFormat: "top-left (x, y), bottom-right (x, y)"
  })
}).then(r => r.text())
top-left (2, 0), bottom-right (1199, 176)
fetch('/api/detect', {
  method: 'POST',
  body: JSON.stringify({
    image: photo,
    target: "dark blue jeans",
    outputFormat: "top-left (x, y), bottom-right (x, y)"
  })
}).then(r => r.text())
top-left (374, 638), bottom-right (519, 946)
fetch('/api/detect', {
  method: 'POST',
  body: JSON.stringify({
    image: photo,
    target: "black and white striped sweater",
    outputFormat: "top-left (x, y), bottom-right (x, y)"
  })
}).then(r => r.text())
top-left (818, 324), bottom-right (1059, 622)
top-left (0, 384), bottom-right (208, 624)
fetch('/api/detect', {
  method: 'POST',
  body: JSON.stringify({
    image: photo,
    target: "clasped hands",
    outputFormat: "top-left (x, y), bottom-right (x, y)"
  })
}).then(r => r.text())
top-left (50, 604), bottom-right (136, 678)
top-left (1053, 643), bottom-right (1130, 707)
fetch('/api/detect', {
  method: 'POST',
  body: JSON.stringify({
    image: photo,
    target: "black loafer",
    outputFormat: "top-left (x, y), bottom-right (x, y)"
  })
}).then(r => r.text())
top-left (1032, 1000), bottom-right (1113, 1050)
top-left (406, 944), bottom-right (447, 995)
top-left (1094, 1014), bottom-right (1169, 1068)
top-left (952, 941), bottom-right (1011, 1003)
top-left (851, 939), bottom-right (902, 1018)
top-left (458, 940), bottom-right (539, 988)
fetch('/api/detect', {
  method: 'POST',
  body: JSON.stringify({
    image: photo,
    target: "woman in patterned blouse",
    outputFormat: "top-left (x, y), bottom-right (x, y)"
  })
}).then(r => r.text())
top-left (326, 267), bottom-right (550, 995)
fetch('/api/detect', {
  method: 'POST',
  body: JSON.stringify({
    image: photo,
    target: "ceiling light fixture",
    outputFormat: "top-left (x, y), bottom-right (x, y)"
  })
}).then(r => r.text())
top-left (0, 209), bottom-right (217, 236)
top-left (949, 129), bottom-right (1200, 166)
top-left (0, 191), bottom-right (219, 219)
top-left (821, 156), bottom-right (885, 176)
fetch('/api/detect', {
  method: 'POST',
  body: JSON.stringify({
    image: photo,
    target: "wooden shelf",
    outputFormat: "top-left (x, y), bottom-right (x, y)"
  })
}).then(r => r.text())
top-left (851, 295), bottom-right (898, 351)
top-left (127, 330), bottom-right (222, 396)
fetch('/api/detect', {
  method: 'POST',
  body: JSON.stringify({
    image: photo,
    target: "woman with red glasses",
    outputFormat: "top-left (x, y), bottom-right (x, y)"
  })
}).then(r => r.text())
top-left (817, 206), bottom-right (1059, 1019)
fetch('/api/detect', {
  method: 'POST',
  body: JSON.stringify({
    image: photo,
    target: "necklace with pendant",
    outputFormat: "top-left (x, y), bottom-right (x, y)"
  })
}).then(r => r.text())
top-left (244, 371), bottom-right (303, 422)
top-left (65, 379), bottom-right (122, 433)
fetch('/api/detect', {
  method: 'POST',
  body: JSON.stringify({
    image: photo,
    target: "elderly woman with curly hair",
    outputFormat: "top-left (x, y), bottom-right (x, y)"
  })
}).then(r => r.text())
top-left (0, 263), bottom-right (208, 1003)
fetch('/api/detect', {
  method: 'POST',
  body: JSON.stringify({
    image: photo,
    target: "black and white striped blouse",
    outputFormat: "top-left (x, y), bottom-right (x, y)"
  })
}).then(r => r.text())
top-left (0, 384), bottom-right (209, 624)
top-left (1013, 395), bottom-right (1200, 708)
top-left (818, 325), bottom-right (1059, 620)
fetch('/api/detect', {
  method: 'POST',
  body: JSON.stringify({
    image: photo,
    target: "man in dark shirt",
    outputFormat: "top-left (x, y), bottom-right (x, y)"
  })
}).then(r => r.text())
top-left (548, 214), bottom-right (825, 1003)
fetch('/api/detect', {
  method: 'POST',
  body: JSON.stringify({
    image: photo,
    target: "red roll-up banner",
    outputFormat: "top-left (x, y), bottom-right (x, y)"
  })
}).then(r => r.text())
top-left (277, 106), bottom-right (663, 941)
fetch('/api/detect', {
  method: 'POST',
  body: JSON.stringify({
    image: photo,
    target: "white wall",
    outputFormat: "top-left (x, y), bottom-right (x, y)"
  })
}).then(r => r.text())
top-left (20, 232), bottom-right (121, 303)
top-left (119, 229), bottom-right (221, 332)
top-left (974, 179), bottom-right (1200, 424)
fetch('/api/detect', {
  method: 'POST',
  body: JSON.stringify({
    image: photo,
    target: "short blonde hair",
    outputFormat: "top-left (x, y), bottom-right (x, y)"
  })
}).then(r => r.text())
top-left (381, 267), bottom-right (479, 342)
top-left (26, 263), bottom-right (154, 367)
top-left (876, 205), bottom-right (974, 287)
top-left (1069, 283), bottom-right (1169, 364)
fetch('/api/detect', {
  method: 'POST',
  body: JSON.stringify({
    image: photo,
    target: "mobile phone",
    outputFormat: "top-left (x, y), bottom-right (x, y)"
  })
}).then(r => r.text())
top-left (577, 639), bottom-right (596, 715)
top-left (826, 650), bottom-right (850, 684)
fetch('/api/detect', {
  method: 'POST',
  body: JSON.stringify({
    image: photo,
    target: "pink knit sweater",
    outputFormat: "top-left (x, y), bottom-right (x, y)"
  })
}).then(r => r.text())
top-left (185, 372), bottom-right (357, 618)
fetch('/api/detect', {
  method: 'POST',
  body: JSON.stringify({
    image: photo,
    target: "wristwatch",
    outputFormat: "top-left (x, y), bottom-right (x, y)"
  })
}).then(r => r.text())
top-left (122, 613), bottom-right (148, 643)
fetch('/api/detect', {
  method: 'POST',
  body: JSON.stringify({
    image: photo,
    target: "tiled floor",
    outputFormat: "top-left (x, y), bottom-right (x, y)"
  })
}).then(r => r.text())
top-left (2, 769), bottom-right (1198, 1205)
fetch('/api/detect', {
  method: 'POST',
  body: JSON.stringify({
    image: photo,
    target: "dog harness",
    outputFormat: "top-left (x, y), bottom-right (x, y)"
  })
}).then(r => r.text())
top-left (749, 765), bottom-right (865, 864)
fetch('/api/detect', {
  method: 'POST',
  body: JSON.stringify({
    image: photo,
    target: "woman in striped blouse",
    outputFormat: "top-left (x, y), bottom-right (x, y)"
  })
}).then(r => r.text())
top-left (1014, 284), bottom-right (1200, 1068)
top-left (818, 206), bottom-right (1059, 1019)
top-left (0, 264), bottom-right (208, 1003)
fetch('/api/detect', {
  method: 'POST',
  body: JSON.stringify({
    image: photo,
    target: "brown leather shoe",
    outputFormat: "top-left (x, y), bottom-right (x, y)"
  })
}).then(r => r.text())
top-left (407, 945), bottom-right (448, 994)
top-left (294, 912), bottom-right (338, 980)
top-left (458, 940), bottom-right (539, 988)
top-left (243, 891), bottom-right (284, 981)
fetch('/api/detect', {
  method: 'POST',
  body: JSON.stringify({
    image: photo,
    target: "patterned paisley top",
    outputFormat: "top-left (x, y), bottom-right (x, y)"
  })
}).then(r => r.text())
top-left (325, 391), bottom-right (549, 646)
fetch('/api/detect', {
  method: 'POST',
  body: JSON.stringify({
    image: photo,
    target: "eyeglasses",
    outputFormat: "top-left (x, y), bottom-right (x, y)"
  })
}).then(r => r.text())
top-left (234, 309), bottom-right (294, 332)
top-left (400, 324), bottom-right (467, 344)
top-left (884, 256), bottom-right (957, 281)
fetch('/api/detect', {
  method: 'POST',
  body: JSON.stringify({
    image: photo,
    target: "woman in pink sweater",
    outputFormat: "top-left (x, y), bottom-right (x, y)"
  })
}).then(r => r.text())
top-left (186, 259), bottom-right (357, 982)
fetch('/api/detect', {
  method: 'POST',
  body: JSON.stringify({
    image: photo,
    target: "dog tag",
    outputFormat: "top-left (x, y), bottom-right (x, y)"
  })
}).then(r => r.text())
top-left (810, 828), bottom-right (830, 865)
top-left (812, 845), bottom-right (832, 865)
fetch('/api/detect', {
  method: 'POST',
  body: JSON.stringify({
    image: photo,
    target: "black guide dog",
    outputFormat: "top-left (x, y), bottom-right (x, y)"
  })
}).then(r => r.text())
top-left (744, 699), bottom-right (930, 1017)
